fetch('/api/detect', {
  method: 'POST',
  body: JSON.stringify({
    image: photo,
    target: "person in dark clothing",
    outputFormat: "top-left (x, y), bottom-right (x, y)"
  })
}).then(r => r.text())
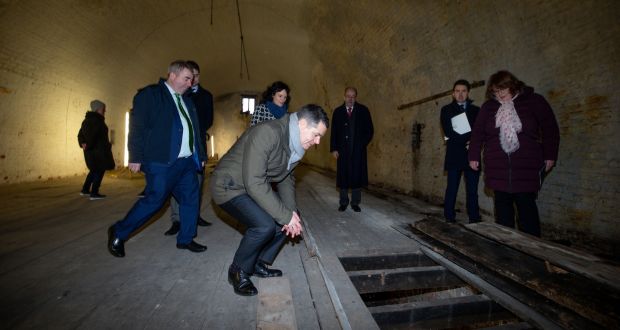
top-left (210, 104), bottom-right (329, 296)
top-left (78, 100), bottom-right (115, 200)
top-left (330, 87), bottom-right (374, 212)
top-left (164, 60), bottom-right (214, 236)
top-left (440, 80), bottom-right (481, 223)
top-left (469, 70), bottom-right (560, 237)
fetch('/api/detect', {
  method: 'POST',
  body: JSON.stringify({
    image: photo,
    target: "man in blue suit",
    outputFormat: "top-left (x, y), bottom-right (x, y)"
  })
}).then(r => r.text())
top-left (108, 60), bottom-right (207, 257)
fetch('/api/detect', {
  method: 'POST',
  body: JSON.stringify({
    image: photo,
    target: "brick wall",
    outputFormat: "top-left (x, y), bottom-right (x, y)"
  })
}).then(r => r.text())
top-left (304, 0), bottom-right (620, 255)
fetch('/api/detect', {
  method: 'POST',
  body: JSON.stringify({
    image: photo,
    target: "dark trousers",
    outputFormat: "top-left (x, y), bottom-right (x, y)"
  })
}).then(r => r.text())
top-left (82, 170), bottom-right (105, 194)
top-left (340, 188), bottom-right (361, 207)
top-left (170, 171), bottom-right (204, 222)
top-left (220, 194), bottom-right (287, 274)
top-left (494, 191), bottom-right (540, 237)
top-left (443, 169), bottom-right (481, 221)
top-left (113, 157), bottom-right (199, 244)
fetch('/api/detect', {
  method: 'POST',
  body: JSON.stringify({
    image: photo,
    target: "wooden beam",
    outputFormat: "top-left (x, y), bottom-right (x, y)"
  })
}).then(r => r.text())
top-left (347, 266), bottom-right (463, 294)
top-left (369, 294), bottom-right (515, 328)
top-left (412, 219), bottom-right (620, 329)
top-left (397, 80), bottom-right (485, 110)
top-left (339, 252), bottom-right (436, 271)
top-left (257, 277), bottom-right (297, 330)
top-left (465, 222), bottom-right (620, 291)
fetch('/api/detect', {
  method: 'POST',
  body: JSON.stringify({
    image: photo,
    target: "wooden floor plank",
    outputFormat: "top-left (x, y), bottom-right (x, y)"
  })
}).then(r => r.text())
top-left (466, 222), bottom-right (620, 291)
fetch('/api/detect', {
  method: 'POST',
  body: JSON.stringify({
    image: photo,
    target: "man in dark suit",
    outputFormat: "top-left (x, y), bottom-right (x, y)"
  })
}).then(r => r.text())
top-left (440, 79), bottom-right (481, 223)
top-left (330, 87), bottom-right (374, 212)
top-left (107, 60), bottom-right (207, 257)
top-left (164, 60), bottom-right (214, 235)
top-left (210, 104), bottom-right (329, 296)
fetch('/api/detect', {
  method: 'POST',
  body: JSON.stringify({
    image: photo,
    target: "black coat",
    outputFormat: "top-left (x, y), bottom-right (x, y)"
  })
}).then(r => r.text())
top-left (440, 100), bottom-right (479, 170)
top-left (330, 102), bottom-right (374, 188)
top-left (186, 84), bottom-right (214, 147)
top-left (78, 112), bottom-right (115, 172)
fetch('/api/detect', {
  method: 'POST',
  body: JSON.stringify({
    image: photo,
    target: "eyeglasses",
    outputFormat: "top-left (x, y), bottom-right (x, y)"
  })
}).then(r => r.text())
top-left (492, 88), bottom-right (508, 94)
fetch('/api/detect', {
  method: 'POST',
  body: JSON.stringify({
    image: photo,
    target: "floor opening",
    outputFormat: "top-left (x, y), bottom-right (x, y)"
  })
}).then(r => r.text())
top-left (339, 252), bottom-right (533, 329)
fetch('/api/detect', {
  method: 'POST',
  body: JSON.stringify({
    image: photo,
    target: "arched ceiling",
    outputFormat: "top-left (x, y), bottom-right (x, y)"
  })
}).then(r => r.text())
top-left (0, 0), bottom-right (316, 103)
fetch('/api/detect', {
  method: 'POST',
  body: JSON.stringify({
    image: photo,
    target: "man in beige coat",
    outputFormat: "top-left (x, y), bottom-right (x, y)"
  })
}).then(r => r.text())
top-left (210, 104), bottom-right (329, 296)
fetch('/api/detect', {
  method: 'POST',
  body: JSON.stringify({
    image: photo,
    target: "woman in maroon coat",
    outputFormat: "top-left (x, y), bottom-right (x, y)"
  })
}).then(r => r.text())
top-left (468, 71), bottom-right (560, 236)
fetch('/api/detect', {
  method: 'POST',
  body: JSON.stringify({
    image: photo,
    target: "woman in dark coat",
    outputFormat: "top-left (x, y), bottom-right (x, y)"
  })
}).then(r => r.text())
top-left (78, 100), bottom-right (115, 200)
top-left (250, 81), bottom-right (290, 126)
top-left (468, 71), bottom-right (560, 236)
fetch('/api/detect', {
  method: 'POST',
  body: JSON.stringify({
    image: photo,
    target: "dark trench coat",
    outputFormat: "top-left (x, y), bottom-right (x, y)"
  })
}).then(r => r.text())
top-left (330, 102), bottom-right (374, 189)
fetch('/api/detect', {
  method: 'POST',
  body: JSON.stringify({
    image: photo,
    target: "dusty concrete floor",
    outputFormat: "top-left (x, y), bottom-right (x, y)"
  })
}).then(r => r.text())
top-left (0, 166), bottom-right (454, 329)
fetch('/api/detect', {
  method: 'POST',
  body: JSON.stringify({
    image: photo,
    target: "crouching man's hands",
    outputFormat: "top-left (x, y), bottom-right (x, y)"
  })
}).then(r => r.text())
top-left (282, 211), bottom-right (303, 238)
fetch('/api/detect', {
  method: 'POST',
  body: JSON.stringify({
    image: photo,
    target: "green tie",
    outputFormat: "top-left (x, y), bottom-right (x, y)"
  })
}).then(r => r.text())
top-left (175, 93), bottom-right (194, 152)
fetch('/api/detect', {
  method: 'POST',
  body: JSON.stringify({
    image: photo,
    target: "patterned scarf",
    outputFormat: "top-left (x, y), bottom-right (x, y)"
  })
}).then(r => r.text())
top-left (495, 94), bottom-right (522, 154)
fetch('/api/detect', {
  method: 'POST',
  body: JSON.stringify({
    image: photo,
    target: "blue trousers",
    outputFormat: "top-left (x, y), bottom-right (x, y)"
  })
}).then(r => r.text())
top-left (219, 194), bottom-right (287, 274)
top-left (444, 168), bottom-right (481, 221)
top-left (170, 171), bottom-right (204, 222)
top-left (114, 157), bottom-right (199, 244)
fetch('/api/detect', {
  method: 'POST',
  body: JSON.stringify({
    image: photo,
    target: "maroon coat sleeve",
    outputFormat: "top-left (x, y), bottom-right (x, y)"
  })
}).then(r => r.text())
top-left (533, 94), bottom-right (560, 161)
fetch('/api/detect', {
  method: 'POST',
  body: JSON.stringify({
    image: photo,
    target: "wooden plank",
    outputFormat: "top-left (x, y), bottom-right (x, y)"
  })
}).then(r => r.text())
top-left (257, 277), bottom-right (298, 330)
top-left (298, 245), bottom-right (341, 329)
top-left (347, 266), bottom-right (464, 294)
top-left (339, 252), bottom-right (436, 271)
top-left (369, 294), bottom-right (514, 328)
top-left (413, 219), bottom-right (620, 328)
top-left (466, 222), bottom-right (620, 291)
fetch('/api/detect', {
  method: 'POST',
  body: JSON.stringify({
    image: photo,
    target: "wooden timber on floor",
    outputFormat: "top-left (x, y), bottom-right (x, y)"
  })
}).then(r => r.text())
top-left (409, 218), bottom-right (620, 329)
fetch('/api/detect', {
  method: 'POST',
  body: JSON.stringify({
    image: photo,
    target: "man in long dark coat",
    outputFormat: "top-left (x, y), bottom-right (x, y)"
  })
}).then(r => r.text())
top-left (78, 100), bottom-right (115, 200)
top-left (330, 87), bottom-right (374, 212)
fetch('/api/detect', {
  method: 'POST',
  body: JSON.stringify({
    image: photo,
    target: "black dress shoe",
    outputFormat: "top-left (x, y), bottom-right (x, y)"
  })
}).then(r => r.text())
top-left (254, 262), bottom-right (283, 278)
top-left (176, 240), bottom-right (207, 252)
top-left (197, 217), bottom-right (212, 227)
top-left (164, 221), bottom-right (180, 236)
top-left (90, 193), bottom-right (106, 200)
top-left (228, 264), bottom-right (258, 296)
top-left (338, 205), bottom-right (347, 212)
top-left (351, 205), bottom-right (361, 212)
top-left (107, 225), bottom-right (125, 258)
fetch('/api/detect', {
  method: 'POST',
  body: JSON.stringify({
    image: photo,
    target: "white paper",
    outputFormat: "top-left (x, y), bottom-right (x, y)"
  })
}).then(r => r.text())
top-left (451, 112), bottom-right (471, 135)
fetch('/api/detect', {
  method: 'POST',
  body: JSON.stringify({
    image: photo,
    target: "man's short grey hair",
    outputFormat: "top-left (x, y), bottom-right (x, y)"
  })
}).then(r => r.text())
top-left (168, 60), bottom-right (191, 74)
top-left (297, 104), bottom-right (329, 128)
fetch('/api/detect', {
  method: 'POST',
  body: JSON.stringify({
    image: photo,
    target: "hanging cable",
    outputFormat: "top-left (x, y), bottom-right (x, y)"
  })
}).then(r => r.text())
top-left (235, 0), bottom-right (250, 80)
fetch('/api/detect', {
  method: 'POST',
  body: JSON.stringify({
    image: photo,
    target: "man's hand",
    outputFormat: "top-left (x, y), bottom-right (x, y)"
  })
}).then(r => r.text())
top-left (282, 211), bottom-right (303, 238)
top-left (469, 161), bottom-right (479, 171)
top-left (544, 160), bottom-right (555, 172)
top-left (128, 163), bottom-right (141, 173)
top-left (331, 151), bottom-right (339, 159)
